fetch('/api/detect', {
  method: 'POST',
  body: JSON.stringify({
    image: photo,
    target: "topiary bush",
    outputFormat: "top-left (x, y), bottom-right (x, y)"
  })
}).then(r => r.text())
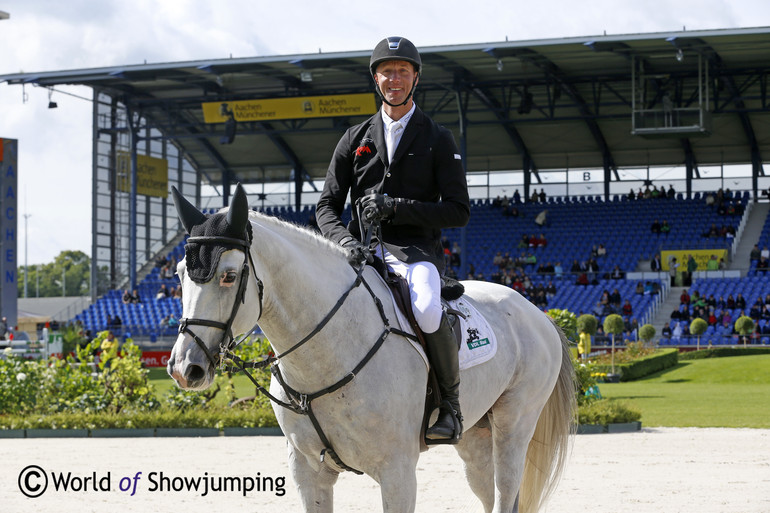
top-left (639, 324), bottom-right (656, 344)
top-left (547, 309), bottom-right (578, 342)
top-left (603, 314), bottom-right (625, 336)
top-left (577, 314), bottom-right (598, 336)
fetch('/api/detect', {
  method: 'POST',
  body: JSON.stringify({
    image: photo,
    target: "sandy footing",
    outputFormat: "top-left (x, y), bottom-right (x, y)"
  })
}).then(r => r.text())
top-left (1, 427), bottom-right (768, 512)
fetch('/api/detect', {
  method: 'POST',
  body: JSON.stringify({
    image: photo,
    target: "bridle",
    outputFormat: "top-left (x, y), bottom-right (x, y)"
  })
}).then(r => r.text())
top-left (176, 235), bottom-right (264, 371)
top-left (175, 222), bottom-right (415, 475)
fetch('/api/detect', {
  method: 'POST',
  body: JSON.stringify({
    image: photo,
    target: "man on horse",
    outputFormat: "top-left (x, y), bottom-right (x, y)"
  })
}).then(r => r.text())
top-left (316, 36), bottom-right (470, 442)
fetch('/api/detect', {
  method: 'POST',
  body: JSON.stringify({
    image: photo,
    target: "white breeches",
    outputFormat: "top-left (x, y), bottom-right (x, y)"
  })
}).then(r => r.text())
top-left (383, 249), bottom-right (443, 334)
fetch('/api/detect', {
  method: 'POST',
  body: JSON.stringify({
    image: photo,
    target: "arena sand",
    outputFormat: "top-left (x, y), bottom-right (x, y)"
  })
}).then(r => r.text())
top-left (1, 427), bottom-right (767, 512)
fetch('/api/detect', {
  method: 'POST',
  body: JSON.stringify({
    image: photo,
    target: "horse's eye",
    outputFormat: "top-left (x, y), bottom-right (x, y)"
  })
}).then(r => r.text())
top-left (220, 271), bottom-right (238, 287)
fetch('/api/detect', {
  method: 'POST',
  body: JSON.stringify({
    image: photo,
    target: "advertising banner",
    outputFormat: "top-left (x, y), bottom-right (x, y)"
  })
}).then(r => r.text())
top-left (0, 138), bottom-right (17, 327)
top-left (201, 93), bottom-right (377, 123)
top-left (116, 151), bottom-right (169, 198)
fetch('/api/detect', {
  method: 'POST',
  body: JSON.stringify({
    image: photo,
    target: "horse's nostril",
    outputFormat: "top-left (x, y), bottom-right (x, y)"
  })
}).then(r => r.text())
top-left (187, 364), bottom-right (206, 383)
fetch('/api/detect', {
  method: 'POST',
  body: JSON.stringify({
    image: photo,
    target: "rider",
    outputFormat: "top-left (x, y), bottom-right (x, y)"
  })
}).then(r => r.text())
top-left (316, 36), bottom-right (470, 442)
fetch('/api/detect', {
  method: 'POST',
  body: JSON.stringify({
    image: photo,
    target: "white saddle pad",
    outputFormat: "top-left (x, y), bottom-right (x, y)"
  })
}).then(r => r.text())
top-left (371, 271), bottom-right (497, 371)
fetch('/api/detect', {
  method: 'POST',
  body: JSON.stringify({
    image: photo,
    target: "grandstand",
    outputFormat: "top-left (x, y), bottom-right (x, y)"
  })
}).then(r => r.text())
top-left (74, 190), bottom-right (769, 351)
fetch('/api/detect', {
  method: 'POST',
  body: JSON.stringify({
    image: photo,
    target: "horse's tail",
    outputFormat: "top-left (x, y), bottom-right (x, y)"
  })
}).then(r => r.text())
top-left (520, 321), bottom-right (577, 513)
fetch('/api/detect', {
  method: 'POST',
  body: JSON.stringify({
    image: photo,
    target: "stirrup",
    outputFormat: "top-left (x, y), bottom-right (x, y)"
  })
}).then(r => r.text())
top-left (425, 400), bottom-right (463, 446)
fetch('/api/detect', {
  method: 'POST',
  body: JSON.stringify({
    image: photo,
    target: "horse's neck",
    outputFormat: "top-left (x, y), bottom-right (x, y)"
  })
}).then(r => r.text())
top-left (246, 215), bottom-right (366, 356)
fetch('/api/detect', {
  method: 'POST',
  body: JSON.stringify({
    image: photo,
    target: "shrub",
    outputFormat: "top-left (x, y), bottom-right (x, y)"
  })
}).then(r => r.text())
top-left (578, 399), bottom-right (641, 425)
top-left (734, 316), bottom-right (754, 336)
top-left (547, 309), bottom-right (577, 342)
top-left (638, 324), bottom-right (656, 343)
top-left (577, 314), bottom-right (598, 336)
top-left (593, 348), bottom-right (678, 381)
top-left (603, 314), bottom-right (625, 336)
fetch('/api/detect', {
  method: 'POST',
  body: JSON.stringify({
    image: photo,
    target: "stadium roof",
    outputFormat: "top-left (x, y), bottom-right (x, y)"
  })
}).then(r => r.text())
top-left (2, 26), bottom-right (770, 198)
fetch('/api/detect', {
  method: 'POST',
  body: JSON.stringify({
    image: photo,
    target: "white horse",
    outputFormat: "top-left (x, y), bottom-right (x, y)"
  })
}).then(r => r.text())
top-left (168, 184), bottom-right (576, 513)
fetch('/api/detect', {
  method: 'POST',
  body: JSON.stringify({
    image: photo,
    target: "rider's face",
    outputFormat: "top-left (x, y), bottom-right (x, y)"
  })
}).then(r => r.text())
top-left (374, 60), bottom-right (418, 106)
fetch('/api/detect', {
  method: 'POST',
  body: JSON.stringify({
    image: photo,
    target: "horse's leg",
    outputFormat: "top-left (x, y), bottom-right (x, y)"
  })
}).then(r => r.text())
top-left (489, 398), bottom-right (539, 513)
top-left (288, 442), bottom-right (339, 512)
top-left (455, 421), bottom-right (495, 513)
top-left (375, 453), bottom-right (418, 513)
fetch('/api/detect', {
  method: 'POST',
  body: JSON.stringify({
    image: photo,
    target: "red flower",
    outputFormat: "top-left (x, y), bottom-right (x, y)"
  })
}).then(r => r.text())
top-left (355, 145), bottom-right (372, 157)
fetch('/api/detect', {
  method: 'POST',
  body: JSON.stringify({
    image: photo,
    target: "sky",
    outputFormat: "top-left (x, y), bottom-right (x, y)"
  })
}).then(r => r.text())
top-left (1, 0), bottom-right (769, 265)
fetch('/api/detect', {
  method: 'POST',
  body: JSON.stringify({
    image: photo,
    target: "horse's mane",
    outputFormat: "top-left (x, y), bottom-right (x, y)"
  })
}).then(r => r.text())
top-left (246, 209), bottom-right (347, 260)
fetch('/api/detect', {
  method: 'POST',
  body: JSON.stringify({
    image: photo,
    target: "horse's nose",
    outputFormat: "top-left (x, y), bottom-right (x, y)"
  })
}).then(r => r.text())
top-left (186, 364), bottom-right (206, 384)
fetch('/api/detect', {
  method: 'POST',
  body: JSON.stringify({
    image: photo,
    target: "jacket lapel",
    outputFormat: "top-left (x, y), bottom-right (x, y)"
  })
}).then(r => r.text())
top-left (371, 111), bottom-right (388, 167)
top-left (390, 105), bottom-right (423, 166)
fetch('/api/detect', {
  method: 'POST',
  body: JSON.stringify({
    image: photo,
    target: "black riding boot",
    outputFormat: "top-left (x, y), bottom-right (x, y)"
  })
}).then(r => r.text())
top-left (424, 314), bottom-right (463, 442)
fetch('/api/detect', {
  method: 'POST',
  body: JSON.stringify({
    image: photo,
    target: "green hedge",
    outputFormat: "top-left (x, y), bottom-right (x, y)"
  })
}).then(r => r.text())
top-left (594, 348), bottom-right (678, 381)
top-left (577, 399), bottom-right (641, 425)
top-left (0, 404), bottom-right (278, 430)
top-left (679, 347), bottom-right (770, 360)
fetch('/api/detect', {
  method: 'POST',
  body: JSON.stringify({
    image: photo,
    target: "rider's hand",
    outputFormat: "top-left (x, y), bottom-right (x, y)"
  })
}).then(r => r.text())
top-left (340, 237), bottom-right (373, 267)
top-left (359, 193), bottom-right (397, 222)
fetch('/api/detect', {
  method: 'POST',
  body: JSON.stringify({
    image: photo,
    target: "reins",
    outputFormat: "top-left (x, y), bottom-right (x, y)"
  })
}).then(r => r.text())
top-left (179, 222), bottom-right (415, 474)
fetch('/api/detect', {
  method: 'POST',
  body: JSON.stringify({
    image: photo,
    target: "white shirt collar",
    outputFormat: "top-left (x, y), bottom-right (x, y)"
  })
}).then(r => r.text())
top-left (381, 103), bottom-right (416, 132)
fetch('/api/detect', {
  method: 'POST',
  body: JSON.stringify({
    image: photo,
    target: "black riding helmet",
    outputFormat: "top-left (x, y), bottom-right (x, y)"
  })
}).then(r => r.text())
top-left (369, 36), bottom-right (421, 107)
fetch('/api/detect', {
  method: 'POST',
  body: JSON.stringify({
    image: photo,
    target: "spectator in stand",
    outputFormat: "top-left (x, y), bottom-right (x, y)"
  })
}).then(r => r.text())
top-left (750, 299), bottom-right (763, 320)
top-left (538, 189), bottom-right (546, 203)
top-left (596, 244), bottom-right (607, 258)
top-left (587, 258), bottom-right (599, 284)
top-left (757, 256), bottom-right (769, 274)
top-left (156, 284), bottom-right (170, 300)
top-left (609, 288), bottom-right (622, 308)
top-left (726, 294), bottom-right (736, 310)
top-left (650, 253), bottom-right (662, 272)
top-left (708, 308), bottom-right (718, 326)
top-left (545, 281), bottom-right (557, 298)
top-left (627, 188), bottom-right (636, 201)
top-left (599, 290), bottom-right (610, 306)
top-left (706, 294), bottom-right (717, 308)
top-left (530, 190), bottom-right (539, 203)
top-left (570, 259), bottom-right (582, 275)
top-left (762, 246), bottom-right (770, 260)
top-left (716, 295), bottom-right (727, 309)
top-left (706, 255), bottom-right (720, 270)
top-left (450, 242), bottom-right (461, 267)
top-left (122, 289), bottom-right (134, 305)
top-left (590, 245), bottom-right (599, 258)
top-left (705, 223), bottom-right (720, 238)
top-left (660, 220), bottom-right (671, 235)
top-left (493, 251), bottom-right (504, 268)
top-left (672, 322), bottom-right (683, 342)
top-left (736, 293), bottom-right (747, 310)
top-left (721, 309), bottom-right (733, 329)
top-left (680, 288), bottom-right (690, 305)
top-left (622, 299), bottom-right (633, 319)
top-left (610, 265), bottom-right (624, 280)
top-left (651, 219), bottom-right (662, 234)
top-left (513, 189), bottom-right (521, 204)
top-left (644, 281), bottom-right (656, 295)
top-left (686, 254), bottom-right (697, 286)
top-left (576, 272), bottom-right (589, 286)
top-left (635, 281), bottom-right (645, 295)
top-left (662, 324), bottom-right (672, 339)
top-left (762, 304), bottom-right (770, 321)
top-left (669, 257), bottom-right (679, 286)
top-left (553, 262), bottom-right (563, 279)
top-left (667, 184), bottom-right (676, 198)
top-left (764, 293), bottom-right (770, 305)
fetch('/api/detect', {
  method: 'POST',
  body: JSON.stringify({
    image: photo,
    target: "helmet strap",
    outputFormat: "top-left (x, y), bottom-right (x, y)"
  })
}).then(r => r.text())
top-left (375, 74), bottom-right (419, 108)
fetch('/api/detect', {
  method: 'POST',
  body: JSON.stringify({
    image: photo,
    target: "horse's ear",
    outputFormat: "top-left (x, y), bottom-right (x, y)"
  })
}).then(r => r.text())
top-left (226, 183), bottom-right (249, 235)
top-left (171, 186), bottom-right (206, 234)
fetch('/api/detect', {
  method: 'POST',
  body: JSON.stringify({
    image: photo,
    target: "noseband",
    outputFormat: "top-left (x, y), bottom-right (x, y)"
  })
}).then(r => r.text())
top-left (177, 235), bottom-right (264, 371)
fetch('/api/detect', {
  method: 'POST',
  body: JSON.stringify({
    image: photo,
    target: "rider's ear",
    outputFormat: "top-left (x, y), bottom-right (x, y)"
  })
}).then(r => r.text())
top-left (171, 186), bottom-right (206, 234)
top-left (226, 183), bottom-right (249, 236)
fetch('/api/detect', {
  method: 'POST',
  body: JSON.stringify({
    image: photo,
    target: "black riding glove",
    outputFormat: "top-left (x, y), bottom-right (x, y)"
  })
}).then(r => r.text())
top-left (340, 237), bottom-right (373, 267)
top-left (359, 193), bottom-right (397, 222)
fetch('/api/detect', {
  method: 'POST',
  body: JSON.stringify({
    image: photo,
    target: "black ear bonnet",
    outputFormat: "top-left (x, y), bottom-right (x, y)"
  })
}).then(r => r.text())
top-left (184, 213), bottom-right (253, 284)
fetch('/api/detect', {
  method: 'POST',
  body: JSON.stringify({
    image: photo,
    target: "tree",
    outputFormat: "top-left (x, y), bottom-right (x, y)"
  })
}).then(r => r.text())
top-left (689, 318), bottom-right (708, 350)
top-left (639, 324), bottom-right (656, 345)
top-left (17, 250), bottom-right (109, 298)
top-left (577, 314), bottom-right (598, 336)
top-left (734, 316), bottom-right (755, 347)
top-left (603, 314), bottom-right (625, 375)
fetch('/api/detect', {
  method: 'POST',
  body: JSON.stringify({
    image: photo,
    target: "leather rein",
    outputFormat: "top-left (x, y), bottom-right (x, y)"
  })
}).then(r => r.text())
top-left (176, 228), bottom-right (414, 474)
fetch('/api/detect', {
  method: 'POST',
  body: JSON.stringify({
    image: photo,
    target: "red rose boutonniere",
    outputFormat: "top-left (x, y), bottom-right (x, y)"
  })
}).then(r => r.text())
top-left (355, 144), bottom-right (372, 157)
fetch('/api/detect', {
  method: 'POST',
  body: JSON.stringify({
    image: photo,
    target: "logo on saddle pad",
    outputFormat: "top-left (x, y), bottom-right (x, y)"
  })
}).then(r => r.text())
top-left (465, 327), bottom-right (490, 350)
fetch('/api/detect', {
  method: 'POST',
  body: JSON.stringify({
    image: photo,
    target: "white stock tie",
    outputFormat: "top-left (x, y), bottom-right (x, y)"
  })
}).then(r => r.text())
top-left (387, 121), bottom-right (403, 164)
